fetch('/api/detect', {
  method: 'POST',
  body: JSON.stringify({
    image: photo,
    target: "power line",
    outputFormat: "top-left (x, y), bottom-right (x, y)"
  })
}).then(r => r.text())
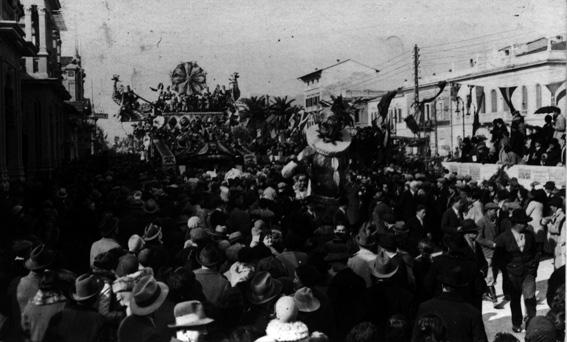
top-left (419, 28), bottom-right (524, 49)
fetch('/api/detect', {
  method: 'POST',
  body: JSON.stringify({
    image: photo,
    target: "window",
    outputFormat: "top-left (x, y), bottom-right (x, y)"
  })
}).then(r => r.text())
top-left (535, 84), bottom-right (542, 108)
top-left (521, 86), bottom-right (528, 111)
top-left (491, 90), bottom-right (497, 112)
top-left (478, 90), bottom-right (485, 114)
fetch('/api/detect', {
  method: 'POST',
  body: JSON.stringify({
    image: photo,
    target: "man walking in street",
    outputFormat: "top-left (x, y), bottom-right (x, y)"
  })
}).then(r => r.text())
top-left (495, 209), bottom-right (540, 332)
top-left (476, 202), bottom-right (500, 306)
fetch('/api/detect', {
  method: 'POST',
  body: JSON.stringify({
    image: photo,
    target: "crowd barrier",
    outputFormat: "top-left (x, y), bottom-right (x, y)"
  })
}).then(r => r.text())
top-left (441, 162), bottom-right (566, 189)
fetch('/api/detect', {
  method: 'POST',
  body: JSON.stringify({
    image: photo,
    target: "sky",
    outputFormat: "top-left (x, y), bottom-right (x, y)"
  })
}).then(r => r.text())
top-left (59, 0), bottom-right (566, 140)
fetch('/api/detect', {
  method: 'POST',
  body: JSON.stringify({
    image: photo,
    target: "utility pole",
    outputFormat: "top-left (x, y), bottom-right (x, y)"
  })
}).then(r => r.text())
top-left (413, 44), bottom-right (420, 138)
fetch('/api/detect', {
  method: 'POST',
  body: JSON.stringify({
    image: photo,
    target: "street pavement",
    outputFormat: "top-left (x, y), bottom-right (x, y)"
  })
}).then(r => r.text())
top-left (483, 258), bottom-right (555, 341)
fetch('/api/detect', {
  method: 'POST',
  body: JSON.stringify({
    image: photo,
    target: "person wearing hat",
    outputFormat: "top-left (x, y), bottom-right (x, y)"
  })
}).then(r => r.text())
top-left (543, 181), bottom-right (556, 199)
top-left (293, 287), bottom-right (334, 339)
top-left (440, 197), bottom-right (464, 235)
top-left (168, 301), bottom-right (214, 342)
top-left (241, 271), bottom-right (283, 333)
top-left (425, 233), bottom-right (485, 311)
top-left (193, 243), bottom-right (230, 307)
top-left (365, 249), bottom-right (415, 334)
top-left (44, 274), bottom-right (106, 342)
top-left (325, 247), bottom-right (366, 340)
top-left (395, 180), bottom-right (421, 221)
top-left (347, 224), bottom-right (377, 288)
top-left (412, 265), bottom-right (487, 342)
top-left (90, 213), bottom-right (121, 267)
top-left (476, 202), bottom-right (501, 305)
top-left (541, 196), bottom-right (565, 268)
top-left (494, 209), bottom-right (539, 332)
top-left (117, 275), bottom-right (170, 342)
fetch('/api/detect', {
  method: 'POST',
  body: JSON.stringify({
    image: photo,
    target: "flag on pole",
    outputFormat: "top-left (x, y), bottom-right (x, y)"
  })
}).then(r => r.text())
top-left (473, 86), bottom-right (485, 136)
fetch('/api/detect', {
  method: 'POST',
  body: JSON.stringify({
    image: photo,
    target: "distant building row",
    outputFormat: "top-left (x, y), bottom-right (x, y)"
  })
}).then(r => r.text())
top-left (298, 36), bottom-right (567, 155)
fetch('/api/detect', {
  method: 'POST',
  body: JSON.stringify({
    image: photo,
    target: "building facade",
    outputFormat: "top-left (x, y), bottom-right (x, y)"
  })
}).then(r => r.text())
top-left (365, 35), bottom-right (567, 156)
top-left (298, 59), bottom-right (382, 115)
top-left (0, 0), bottom-right (35, 180)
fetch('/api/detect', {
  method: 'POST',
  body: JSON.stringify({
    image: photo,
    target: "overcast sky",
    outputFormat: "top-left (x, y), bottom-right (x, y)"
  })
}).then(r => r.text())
top-left (59, 0), bottom-right (566, 140)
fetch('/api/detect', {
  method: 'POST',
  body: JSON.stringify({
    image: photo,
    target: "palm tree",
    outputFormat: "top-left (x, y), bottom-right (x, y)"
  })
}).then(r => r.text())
top-left (240, 95), bottom-right (270, 130)
top-left (269, 96), bottom-right (299, 131)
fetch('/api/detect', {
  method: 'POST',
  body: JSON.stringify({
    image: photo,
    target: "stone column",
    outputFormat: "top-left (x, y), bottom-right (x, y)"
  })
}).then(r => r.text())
top-left (24, 5), bottom-right (34, 73)
top-left (37, 3), bottom-right (48, 77)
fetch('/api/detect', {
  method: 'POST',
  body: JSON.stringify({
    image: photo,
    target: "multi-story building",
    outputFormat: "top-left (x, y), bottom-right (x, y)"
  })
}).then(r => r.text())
top-left (0, 0), bottom-right (35, 180)
top-left (297, 59), bottom-right (382, 118)
top-left (61, 53), bottom-right (92, 160)
top-left (365, 35), bottom-right (567, 156)
top-left (20, 0), bottom-right (71, 178)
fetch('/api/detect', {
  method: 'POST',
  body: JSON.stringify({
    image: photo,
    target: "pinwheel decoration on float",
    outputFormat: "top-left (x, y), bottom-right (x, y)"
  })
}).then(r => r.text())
top-left (171, 61), bottom-right (208, 96)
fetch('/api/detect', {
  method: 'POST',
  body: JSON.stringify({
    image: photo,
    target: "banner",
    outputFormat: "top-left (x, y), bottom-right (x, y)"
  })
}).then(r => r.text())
top-left (442, 162), bottom-right (565, 189)
top-left (404, 115), bottom-right (420, 134)
top-left (499, 86), bottom-right (517, 114)
top-left (450, 82), bottom-right (461, 102)
top-left (473, 86), bottom-right (485, 136)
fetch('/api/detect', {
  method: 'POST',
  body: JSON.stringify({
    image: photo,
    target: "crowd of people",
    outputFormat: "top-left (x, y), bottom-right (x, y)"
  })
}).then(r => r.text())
top-left (0, 142), bottom-right (564, 342)
top-left (453, 109), bottom-right (566, 166)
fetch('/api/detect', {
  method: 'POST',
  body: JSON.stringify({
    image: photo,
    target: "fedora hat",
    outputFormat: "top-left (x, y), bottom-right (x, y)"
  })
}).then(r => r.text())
top-left (441, 265), bottom-right (469, 288)
top-left (73, 273), bottom-right (103, 302)
top-left (25, 244), bottom-right (55, 271)
top-left (143, 223), bottom-right (163, 243)
top-left (197, 244), bottom-right (224, 268)
top-left (293, 287), bottom-right (321, 313)
top-left (458, 219), bottom-right (479, 234)
top-left (247, 271), bottom-right (283, 305)
top-left (510, 209), bottom-right (532, 224)
top-left (143, 199), bottom-right (160, 214)
top-left (130, 275), bottom-right (169, 316)
top-left (168, 300), bottom-right (214, 329)
top-left (370, 249), bottom-right (399, 279)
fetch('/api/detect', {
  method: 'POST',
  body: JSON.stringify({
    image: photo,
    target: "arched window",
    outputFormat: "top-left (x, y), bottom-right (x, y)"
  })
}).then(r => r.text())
top-left (535, 84), bottom-right (542, 108)
top-left (491, 89), bottom-right (497, 112)
top-left (521, 86), bottom-right (528, 111)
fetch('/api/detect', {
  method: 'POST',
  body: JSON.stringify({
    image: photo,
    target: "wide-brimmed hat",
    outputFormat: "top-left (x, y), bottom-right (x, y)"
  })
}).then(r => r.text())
top-left (293, 287), bottom-right (321, 313)
top-left (168, 300), bottom-right (214, 329)
top-left (142, 199), bottom-right (160, 214)
top-left (25, 244), bottom-right (55, 271)
top-left (247, 271), bottom-right (283, 305)
top-left (544, 181), bottom-right (556, 190)
top-left (197, 244), bottom-right (224, 268)
top-left (370, 249), bottom-right (399, 279)
top-left (130, 275), bottom-right (169, 316)
top-left (441, 265), bottom-right (469, 288)
top-left (548, 196), bottom-right (564, 209)
top-left (458, 219), bottom-right (479, 234)
top-left (510, 209), bottom-right (533, 224)
top-left (73, 273), bottom-right (103, 302)
top-left (143, 223), bottom-right (163, 243)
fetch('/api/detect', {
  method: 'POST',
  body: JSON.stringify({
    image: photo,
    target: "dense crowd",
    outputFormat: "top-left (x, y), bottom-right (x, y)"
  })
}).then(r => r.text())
top-left (0, 149), bottom-right (564, 342)
top-left (452, 109), bottom-right (566, 166)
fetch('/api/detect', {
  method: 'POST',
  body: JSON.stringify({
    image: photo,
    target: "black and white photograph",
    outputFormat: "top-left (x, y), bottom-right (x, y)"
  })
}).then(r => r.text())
top-left (0, 0), bottom-right (565, 341)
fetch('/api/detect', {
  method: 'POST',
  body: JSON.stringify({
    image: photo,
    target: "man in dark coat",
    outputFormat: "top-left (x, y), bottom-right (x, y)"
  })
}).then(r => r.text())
top-left (117, 275), bottom-right (170, 342)
top-left (441, 197), bottom-right (464, 236)
top-left (424, 233), bottom-right (485, 311)
top-left (406, 204), bottom-right (430, 257)
top-left (412, 265), bottom-right (488, 342)
top-left (494, 209), bottom-right (540, 332)
top-left (326, 250), bottom-right (366, 340)
top-left (395, 181), bottom-right (420, 220)
top-left (45, 274), bottom-right (107, 342)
